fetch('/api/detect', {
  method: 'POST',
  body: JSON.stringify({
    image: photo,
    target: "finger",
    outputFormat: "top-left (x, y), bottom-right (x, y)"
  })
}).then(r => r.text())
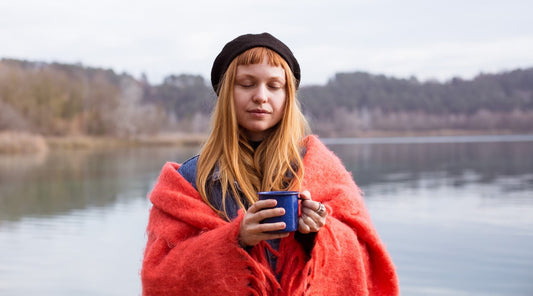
top-left (302, 207), bottom-right (326, 227)
top-left (301, 199), bottom-right (320, 211)
top-left (302, 215), bottom-right (320, 232)
top-left (248, 199), bottom-right (277, 213)
top-left (302, 204), bottom-right (327, 218)
top-left (302, 200), bottom-right (327, 217)
top-left (298, 217), bottom-right (311, 234)
top-left (250, 207), bottom-right (285, 224)
top-left (302, 207), bottom-right (321, 221)
top-left (299, 190), bottom-right (311, 200)
top-left (240, 226), bottom-right (289, 247)
top-left (252, 221), bottom-right (287, 233)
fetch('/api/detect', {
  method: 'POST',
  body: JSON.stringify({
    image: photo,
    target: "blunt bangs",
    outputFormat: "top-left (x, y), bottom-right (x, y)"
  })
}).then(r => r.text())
top-left (234, 47), bottom-right (284, 67)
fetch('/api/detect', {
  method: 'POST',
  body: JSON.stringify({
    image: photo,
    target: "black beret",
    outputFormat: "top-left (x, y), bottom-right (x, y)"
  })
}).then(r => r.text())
top-left (210, 32), bottom-right (300, 94)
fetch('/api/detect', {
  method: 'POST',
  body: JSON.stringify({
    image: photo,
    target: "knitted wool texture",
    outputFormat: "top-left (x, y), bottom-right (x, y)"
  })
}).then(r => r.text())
top-left (210, 32), bottom-right (301, 94)
top-left (141, 135), bottom-right (399, 296)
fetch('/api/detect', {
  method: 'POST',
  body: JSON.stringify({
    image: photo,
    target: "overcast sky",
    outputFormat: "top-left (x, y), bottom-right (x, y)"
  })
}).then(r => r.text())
top-left (2, 0), bottom-right (532, 85)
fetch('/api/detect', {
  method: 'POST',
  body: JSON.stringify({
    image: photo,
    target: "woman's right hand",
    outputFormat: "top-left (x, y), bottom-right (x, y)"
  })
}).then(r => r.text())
top-left (238, 199), bottom-right (290, 247)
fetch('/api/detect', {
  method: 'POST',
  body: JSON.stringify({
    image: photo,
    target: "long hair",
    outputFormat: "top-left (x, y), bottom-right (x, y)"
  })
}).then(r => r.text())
top-left (197, 47), bottom-right (310, 219)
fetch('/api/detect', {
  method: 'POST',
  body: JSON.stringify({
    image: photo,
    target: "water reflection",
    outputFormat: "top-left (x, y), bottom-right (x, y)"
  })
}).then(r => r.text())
top-left (326, 139), bottom-right (533, 296)
top-left (0, 147), bottom-right (198, 222)
top-left (0, 198), bottom-right (151, 295)
top-left (328, 140), bottom-right (533, 191)
top-left (1, 139), bottom-right (532, 221)
top-left (0, 137), bottom-right (532, 296)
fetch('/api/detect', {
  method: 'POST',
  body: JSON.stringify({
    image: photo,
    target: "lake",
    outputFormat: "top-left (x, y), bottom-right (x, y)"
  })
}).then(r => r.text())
top-left (1, 135), bottom-right (532, 296)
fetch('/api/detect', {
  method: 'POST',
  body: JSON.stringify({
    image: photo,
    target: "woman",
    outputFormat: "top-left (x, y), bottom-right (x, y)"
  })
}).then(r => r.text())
top-left (141, 32), bottom-right (399, 295)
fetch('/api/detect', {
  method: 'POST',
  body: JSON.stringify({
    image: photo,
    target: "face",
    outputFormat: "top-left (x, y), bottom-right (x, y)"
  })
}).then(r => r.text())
top-left (233, 58), bottom-right (286, 141)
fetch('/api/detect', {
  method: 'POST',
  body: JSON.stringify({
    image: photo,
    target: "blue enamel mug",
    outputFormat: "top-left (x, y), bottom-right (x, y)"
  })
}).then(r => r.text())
top-left (258, 191), bottom-right (299, 233)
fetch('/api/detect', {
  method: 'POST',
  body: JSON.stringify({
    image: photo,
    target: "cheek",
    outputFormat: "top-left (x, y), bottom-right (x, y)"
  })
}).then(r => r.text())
top-left (274, 95), bottom-right (287, 114)
top-left (233, 94), bottom-right (246, 112)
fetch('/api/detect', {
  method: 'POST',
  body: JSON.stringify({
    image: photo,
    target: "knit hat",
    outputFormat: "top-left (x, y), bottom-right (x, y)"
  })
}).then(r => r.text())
top-left (210, 32), bottom-right (300, 94)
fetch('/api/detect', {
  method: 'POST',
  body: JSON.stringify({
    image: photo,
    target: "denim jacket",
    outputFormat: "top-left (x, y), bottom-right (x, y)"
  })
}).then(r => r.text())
top-left (178, 155), bottom-right (250, 219)
top-left (177, 155), bottom-right (281, 274)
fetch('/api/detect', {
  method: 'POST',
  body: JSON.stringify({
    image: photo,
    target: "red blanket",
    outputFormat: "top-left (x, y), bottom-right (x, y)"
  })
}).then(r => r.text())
top-left (141, 135), bottom-right (399, 295)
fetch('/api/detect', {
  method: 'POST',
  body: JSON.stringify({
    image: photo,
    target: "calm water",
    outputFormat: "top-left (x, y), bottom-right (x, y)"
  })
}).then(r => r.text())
top-left (1, 135), bottom-right (532, 296)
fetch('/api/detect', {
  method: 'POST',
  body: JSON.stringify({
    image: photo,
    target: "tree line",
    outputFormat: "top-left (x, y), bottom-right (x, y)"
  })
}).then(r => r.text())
top-left (1, 58), bottom-right (532, 137)
top-left (299, 71), bottom-right (533, 135)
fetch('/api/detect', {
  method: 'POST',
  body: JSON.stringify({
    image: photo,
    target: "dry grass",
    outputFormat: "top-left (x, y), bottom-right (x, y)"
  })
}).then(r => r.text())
top-left (45, 135), bottom-right (125, 149)
top-left (45, 132), bottom-right (206, 149)
top-left (1, 131), bottom-right (206, 154)
top-left (133, 132), bottom-right (206, 146)
top-left (0, 131), bottom-right (49, 154)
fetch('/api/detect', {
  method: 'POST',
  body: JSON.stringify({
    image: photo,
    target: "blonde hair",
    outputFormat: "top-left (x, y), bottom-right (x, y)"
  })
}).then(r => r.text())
top-left (197, 47), bottom-right (309, 219)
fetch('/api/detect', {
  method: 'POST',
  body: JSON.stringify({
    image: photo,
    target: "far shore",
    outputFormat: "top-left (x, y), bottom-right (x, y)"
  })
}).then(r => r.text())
top-left (0, 132), bottom-right (208, 154)
top-left (45, 132), bottom-right (208, 149)
top-left (41, 129), bottom-right (533, 149)
top-left (1, 129), bottom-right (531, 155)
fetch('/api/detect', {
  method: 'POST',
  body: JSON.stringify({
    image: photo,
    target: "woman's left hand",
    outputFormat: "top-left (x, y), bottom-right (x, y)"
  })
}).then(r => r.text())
top-left (298, 190), bottom-right (327, 234)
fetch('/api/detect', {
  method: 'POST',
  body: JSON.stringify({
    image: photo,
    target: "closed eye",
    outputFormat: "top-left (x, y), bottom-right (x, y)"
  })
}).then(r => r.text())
top-left (268, 82), bottom-right (284, 90)
top-left (236, 79), bottom-right (255, 88)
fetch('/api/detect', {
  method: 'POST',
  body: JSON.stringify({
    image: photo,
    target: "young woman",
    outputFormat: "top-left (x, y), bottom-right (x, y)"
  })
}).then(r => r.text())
top-left (141, 33), bottom-right (399, 295)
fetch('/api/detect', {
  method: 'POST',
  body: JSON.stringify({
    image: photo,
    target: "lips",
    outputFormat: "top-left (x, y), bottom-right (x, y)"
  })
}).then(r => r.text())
top-left (248, 109), bottom-right (270, 114)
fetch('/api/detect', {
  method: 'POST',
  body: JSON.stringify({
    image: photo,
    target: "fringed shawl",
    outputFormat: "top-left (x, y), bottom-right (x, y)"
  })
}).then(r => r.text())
top-left (141, 135), bottom-right (399, 295)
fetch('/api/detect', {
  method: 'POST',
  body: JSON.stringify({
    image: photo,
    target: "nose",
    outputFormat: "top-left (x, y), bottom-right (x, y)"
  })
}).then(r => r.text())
top-left (252, 84), bottom-right (268, 103)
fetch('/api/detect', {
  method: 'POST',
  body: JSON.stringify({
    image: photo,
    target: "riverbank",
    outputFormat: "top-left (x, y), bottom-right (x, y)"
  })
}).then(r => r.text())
top-left (0, 132), bottom-right (207, 154)
top-left (0, 131), bottom-right (49, 154)
top-left (1, 129), bottom-right (531, 154)
top-left (342, 129), bottom-right (526, 138)
top-left (45, 132), bottom-right (207, 149)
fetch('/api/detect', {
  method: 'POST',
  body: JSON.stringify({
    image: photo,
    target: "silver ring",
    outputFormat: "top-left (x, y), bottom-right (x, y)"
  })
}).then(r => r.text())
top-left (316, 202), bottom-right (326, 215)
